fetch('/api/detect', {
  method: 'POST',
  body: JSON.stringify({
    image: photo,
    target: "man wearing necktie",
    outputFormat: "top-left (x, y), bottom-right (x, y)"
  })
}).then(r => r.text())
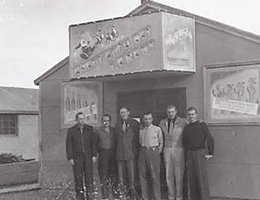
top-left (159, 105), bottom-right (187, 200)
top-left (139, 112), bottom-right (163, 200)
top-left (115, 107), bottom-right (140, 199)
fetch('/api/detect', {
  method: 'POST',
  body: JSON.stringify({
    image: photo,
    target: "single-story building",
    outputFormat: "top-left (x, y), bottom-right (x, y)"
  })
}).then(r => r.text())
top-left (0, 86), bottom-right (39, 190)
top-left (34, 1), bottom-right (260, 199)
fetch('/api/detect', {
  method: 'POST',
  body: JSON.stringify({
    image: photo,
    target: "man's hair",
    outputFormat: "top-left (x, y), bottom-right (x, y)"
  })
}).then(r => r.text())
top-left (75, 112), bottom-right (84, 119)
top-left (142, 112), bottom-right (153, 118)
top-left (102, 113), bottom-right (112, 121)
top-left (167, 105), bottom-right (177, 111)
top-left (119, 106), bottom-right (129, 112)
top-left (187, 106), bottom-right (198, 114)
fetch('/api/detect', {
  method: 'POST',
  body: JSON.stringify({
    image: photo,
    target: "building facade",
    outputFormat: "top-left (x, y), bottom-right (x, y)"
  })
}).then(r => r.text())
top-left (0, 87), bottom-right (39, 192)
top-left (34, 1), bottom-right (260, 199)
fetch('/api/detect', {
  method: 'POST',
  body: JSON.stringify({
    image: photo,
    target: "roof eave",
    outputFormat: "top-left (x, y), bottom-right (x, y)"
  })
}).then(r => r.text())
top-left (34, 56), bottom-right (69, 85)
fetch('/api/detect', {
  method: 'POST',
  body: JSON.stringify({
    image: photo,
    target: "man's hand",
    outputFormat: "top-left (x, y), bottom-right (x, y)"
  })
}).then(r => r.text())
top-left (205, 154), bottom-right (213, 160)
top-left (92, 156), bottom-right (97, 163)
top-left (69, 159), bottom-right (74, 166)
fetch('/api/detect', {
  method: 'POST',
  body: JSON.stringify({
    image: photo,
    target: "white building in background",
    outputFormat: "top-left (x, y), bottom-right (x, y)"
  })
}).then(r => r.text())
top-left (0, 86), bottom-right (39, 161)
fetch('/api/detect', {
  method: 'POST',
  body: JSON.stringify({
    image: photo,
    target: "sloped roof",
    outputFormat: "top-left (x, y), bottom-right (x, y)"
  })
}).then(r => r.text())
top-left (34, 0), bottom-right (260, 85)
top-left (0, 87), bottom-right (39, 114)
top-left (129, 1), bottom-right (260, 43)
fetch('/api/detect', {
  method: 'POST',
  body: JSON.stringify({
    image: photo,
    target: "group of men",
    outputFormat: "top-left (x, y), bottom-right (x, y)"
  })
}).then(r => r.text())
top-left (66, 105), bottom-right (214, 200)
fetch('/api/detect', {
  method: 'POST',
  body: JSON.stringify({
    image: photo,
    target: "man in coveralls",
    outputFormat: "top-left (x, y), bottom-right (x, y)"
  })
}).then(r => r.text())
top-left (96, 114), bottom-right (117, 199)
top-left (66, 112), bottom-right (97, 200)
top-left (115, 107), bottom-right (140, 199)
top-left (159, 105), bottom-right (187, 200)
top-left (139, 112), bottom-right (163, 200)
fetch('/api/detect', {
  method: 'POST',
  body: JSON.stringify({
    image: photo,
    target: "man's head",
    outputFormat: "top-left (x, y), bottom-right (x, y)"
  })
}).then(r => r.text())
top-left (143, 112), bottom-right (153, 127)
top-left (119, 107), bottom-right (130, 120)
top-left (76, 112), bottom-right (85, 126)
top-left (187, 106), bottom-right (198, 123)
top-left (102, 114), bottom-right (111, 128)
top-left (167, 105), bottom-right (177, 120)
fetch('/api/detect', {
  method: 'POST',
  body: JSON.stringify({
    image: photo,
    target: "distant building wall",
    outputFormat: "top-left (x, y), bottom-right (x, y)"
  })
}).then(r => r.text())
top-left (0, 114), bottom-right (39, 160)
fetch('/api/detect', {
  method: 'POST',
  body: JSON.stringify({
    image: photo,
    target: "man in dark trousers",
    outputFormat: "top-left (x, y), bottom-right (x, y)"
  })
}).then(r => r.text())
top-left (66, 112), bottom-right (97, 200)
top-left (115, 107), bottom-right (140, 199)
top-left (139, 112), bottom-right (163, 200)
top-left (96, 114), bottom-right (117, 199)
top-left (183, 107), bottom-right (214, 200)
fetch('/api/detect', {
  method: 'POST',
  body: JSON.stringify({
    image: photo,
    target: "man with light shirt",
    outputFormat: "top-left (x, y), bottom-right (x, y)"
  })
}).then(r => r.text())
top-left (183, 106), bottom-right (214, 200)
top-left (139, 112), bottom-right (163, 200)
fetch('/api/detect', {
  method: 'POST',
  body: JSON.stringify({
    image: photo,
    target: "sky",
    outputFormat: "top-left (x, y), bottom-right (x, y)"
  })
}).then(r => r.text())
top-left (0, 0), bottom-right (260, 88)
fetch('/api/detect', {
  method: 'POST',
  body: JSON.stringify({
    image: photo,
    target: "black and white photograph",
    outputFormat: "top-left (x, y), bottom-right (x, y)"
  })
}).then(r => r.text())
top-left (0, 0), bottom-right (260, 199)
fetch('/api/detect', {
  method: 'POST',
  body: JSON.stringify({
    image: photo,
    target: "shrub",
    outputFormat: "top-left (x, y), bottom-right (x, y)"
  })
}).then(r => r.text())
top-left (0, 153), bottom-right (26, 164)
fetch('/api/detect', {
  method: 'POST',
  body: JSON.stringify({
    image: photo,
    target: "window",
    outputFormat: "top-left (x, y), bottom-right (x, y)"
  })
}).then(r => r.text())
top-left (0, 114), bottom-right (18, 135)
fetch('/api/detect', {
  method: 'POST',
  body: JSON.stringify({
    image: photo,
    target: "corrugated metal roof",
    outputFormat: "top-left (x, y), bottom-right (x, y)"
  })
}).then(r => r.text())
top-left (0, 87), bottom-right (39, 114)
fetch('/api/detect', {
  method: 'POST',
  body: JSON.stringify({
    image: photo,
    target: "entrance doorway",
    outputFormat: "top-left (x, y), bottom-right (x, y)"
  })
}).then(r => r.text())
top-left (117, 87), bottom-right (186, 125)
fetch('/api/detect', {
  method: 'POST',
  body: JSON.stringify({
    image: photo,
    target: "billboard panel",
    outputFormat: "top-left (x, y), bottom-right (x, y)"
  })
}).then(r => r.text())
top-left (69, 12), bottom-right (163, 78)
top-left (162, 13), bottom-right (195, 72)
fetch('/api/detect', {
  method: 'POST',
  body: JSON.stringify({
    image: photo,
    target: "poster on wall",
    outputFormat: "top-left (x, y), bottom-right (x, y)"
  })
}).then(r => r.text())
top-left (61, 81), bottom-right (102, 128)
top-left (69, 12), bottom-right (163, 79)
top-left (162, 13), bottom-right (195, 72)
top-left (204, 62), bottom-right (260, 124)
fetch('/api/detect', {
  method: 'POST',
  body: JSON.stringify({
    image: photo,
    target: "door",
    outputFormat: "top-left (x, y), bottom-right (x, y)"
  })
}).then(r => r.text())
top-left (117, 87), bottom-right (186, 125)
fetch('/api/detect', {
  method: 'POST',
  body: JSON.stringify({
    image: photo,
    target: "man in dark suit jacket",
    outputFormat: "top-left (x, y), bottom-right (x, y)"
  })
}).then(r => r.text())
top-left (115, 107), bottom-right (140, 199)
top-left (66, 112), bottom-right (97, 200)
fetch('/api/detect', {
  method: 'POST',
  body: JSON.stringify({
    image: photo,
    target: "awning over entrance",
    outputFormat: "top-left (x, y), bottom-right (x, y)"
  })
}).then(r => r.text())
top-left (69, 12), bottom-right (195, 79)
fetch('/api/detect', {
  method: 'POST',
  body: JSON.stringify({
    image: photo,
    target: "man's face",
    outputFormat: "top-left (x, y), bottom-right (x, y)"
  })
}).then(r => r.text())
top-left (187, 110), bottom-right (197, 123)
top-left (120, 108), bottom-right (130, 120)
top-left (167, 107), bottom-right (177, 119)
top-left (76, 114), bottom-right (85, 126)
top-left (102, 116), bottom-right (111, 128)
top-left (143, 114), bottom-right (153, 127)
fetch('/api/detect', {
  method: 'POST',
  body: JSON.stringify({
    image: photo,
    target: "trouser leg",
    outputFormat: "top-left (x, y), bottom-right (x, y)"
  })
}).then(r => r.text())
top-left (174, 148), bottom-right (185, 200)
top-left (164, 148), bottom-right (175, 200)
top-left (139, 150), bottom-right (149, 200)
top-left (84, 158), bottom-right (94, 200)
top-left (126, 159), bottom-right (137, 198)
top-left (108, 150), bottom-right (118, 198)
top-left (117, 160), bottom-right (128, 197)
top-left (194, 149), bottom-right (210, 200)
top-left (187, 151), bottom-right (200, 200)
top-left (73, 158), bottom-right (84, 200)
top-left (148, 150), bottom-right (161, 200)
top-left (98, 150), bottom-right (109, 199)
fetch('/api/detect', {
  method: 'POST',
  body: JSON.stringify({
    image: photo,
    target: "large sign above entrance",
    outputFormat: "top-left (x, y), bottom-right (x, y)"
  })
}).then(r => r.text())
top-left (69, 12), bottom-right (195, 79)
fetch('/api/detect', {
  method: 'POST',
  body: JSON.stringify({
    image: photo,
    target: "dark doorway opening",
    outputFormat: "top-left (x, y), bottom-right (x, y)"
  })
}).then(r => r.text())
top-left (117, 87), bottom-right (186, 125)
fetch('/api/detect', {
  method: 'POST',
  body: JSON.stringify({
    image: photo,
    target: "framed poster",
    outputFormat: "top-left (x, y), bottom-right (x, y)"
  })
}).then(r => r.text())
top-left (61, 80), bottom-right (102, 128)
top-left (204, 61), bottom-right (260, 124)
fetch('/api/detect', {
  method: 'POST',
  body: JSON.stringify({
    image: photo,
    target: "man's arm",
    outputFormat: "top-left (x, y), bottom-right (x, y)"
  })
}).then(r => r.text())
top-left (66, 128), bottom-right (74, 165)
top-left (90, 126), bottom-right (98, 160)
top-left (158, 127), bottom-right (163, 153)
top-left (202, 122), bottom-right (214, 158)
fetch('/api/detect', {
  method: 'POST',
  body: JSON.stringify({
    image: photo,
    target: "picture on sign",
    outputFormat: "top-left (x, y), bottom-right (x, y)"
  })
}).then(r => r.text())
top-left (204, 62), bottom-right (260, 124)
top-left (162, 13), bottom-right (195, 72)
top-left (69, 12), bottom-right (163, 79)
top-left (61, 81), bottom-right (102, 127)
